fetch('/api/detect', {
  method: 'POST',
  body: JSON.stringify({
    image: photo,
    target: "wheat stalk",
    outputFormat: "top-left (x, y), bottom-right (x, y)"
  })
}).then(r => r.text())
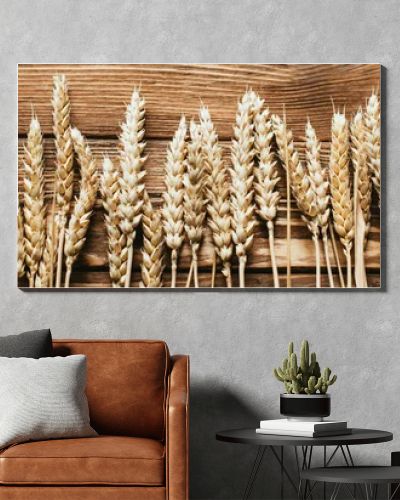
top-left (101, 156), bottom-right (128, 287)
top-left (162, 116), bottom-right (187, 288)
top-left (230, 91), bottom-right (261, 287)
top-left (199, 105), bottom-right (233, 288)
top-left (140, 191), bottom-right (164, 288)
top-left (118, 88), bottom-right (146, 287)
top-left (53, 74), bottom-right (74, 287)
top-left (23, 115), bottom-right (46, 287)
top-left (329, 111), bottom-right (354, 287)
top-left (254, 108), bottom-right (281, 288)
top-left (17, 204), bottom-right (25, 279)
top-left (364, 91), bottom-right (380, 204)
top-left (351, 109), bottom-right (371, 288)
top-left (184, 120), bottom-right (206, 288)
top-left (64, 128), bottom-right (99, 287)
top-left (305, 119), bottom-right (334, 287)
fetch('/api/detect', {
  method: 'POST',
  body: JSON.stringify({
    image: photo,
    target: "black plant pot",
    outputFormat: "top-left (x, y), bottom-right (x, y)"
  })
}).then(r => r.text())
top-left (280, 394), bottom-right (331, 420)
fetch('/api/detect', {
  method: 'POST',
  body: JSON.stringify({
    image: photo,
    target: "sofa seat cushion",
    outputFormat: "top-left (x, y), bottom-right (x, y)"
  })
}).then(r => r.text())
top-left (0, 436), bottom-right (165, 486)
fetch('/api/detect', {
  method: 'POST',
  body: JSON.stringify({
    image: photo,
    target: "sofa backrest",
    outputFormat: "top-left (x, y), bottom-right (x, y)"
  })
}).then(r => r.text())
top-left (53, 339), bottom-right (170, 440)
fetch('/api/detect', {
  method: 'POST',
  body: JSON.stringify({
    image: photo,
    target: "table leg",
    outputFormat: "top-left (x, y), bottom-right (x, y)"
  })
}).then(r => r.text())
top-left (324, 446), bottom-right (327, 500)
top-left (281, 447), bottom-right (284, 500)
top-left (389, 482), bottom-right (400, 500)
top-left (270, 446), bottom-right (299, 493)
top-left (330, 483), bottom-right (341, 500)
top-left (242, 445), bottom-right (266, 500)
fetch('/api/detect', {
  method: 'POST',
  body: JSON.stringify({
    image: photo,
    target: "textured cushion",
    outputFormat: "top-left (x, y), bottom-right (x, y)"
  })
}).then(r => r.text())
top-left (53, 340), bottom-right (170, 440)
top-left (0, 435), bottom-right (165, 486)
top-left (0, 355), bottom-right (97, 449)
top-left (0, 329), bottom-right (52, 358)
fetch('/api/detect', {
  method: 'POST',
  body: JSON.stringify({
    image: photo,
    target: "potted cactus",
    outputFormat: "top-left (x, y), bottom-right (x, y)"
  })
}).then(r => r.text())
top-left (273, 340), bottom-right (337, 420)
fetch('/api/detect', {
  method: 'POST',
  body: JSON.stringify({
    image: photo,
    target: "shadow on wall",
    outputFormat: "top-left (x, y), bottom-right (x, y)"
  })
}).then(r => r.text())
top-left (190, 380), bottom-right (283, 500)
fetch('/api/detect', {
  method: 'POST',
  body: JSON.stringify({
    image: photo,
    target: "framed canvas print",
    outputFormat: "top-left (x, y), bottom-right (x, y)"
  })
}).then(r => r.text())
top-left (17, 64), bottom-right (381, 289)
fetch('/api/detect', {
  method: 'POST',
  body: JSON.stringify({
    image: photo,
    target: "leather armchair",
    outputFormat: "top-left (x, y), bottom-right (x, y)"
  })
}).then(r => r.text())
top-left (0, 340), bottom-right (189, 500)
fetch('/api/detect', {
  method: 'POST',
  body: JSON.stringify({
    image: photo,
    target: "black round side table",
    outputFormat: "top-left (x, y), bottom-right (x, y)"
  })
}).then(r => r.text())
top-left (216, 428), bottom-right (393, 500)
top-left (301, 466), bottom-right (400, 500)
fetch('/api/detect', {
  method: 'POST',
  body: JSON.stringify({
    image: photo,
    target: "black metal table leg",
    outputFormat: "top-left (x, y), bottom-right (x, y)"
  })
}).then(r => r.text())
top-left (324, 446), bottom-right (328, 500)
top-left (281, 446), bottom-right (284, 500)
top-left (243, 445), bottom-right (266, 500)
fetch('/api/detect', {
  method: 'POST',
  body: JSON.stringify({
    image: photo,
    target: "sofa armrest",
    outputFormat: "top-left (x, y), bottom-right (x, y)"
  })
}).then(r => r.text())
top-left (166, 355), bottom-right (189, 500)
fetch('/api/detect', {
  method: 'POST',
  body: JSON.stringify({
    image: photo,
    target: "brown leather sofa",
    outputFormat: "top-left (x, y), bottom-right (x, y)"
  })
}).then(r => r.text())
top-left (0, 339), bottom-right (189, 500)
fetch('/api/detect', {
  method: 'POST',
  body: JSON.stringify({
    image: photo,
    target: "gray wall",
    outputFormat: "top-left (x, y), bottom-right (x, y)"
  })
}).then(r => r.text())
top-left (1, 1), bottom-right (398, 498)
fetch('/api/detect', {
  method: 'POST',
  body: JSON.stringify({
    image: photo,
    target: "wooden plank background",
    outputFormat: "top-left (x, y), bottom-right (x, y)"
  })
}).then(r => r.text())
top-left (18, 64), bottom-right (381, 288)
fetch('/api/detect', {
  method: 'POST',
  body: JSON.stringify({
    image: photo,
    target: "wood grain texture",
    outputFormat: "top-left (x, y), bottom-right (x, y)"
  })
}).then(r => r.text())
top-left (18, 64), bottom-right (380, 140)
top-left (17, 64), bottom-right (381, 288)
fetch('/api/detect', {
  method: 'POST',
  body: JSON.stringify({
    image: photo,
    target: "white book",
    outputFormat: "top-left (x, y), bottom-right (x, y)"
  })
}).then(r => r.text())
top-left (256, 428), bottom-right (352, 438)
top-left (259, 419), bottom-right (347, 432)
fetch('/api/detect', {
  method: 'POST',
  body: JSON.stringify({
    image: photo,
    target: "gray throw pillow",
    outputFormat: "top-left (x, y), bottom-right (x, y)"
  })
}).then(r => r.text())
top-left (0, 355), bottom-right (97, 449)
top-left (0, 329), bottom-right (53, 358)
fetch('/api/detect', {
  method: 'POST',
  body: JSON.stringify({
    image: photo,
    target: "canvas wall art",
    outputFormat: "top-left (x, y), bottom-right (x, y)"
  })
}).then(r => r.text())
top-left (17, 64), bottom-right (381, 289)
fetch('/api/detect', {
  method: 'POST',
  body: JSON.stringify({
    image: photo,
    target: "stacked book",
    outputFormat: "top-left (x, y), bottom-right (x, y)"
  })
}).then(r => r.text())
top-left (256, 419), bottom-right (351, 438)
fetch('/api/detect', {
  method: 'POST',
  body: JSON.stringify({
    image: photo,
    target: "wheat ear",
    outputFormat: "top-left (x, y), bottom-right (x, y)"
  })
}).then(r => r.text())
top-left (291, 153), bottom-right (320, 289)
top-left (364, 91), bottom-right (380, 204)
top-left (23, 115), bottom-right (46, 287)
top-left (199, 105), bottom-right (233, 288)
top-left (140, 191), bottom-right (164, 287)
top-left (329, 111), bottom-right (354, 287)
top-left (35, 186), bottom-right (58, 288)
top-left (351, 109), bottom-right (371, 288)
top-left (230, 91), bottom-right (260, 287)
top-left (101, 157), bottom-right (128, 287)
top-left (274, 113), bottom-right (322, 286)
top-left (118, 88), bottom-right (146, 287)
top-left (17, 204), bottom-right (25, 279)
top-left (305, 119), bottom-right (333, 287)
top-left (162, 116), bottom-right (187, 288)
top-left (254, 108), bottom-right (281, 287)
top-left (271, 113), bottom-right (292, 287)
top-left (272, 114), bottom-right (315, 285)
top-left (35, 220), bottom-right (56, 288)
top-left (63, 128), bottom-right (99, 287)
top-left (53, 74), bottom-right (74, 287)
top-left (184, 120), bottom-right (206, 288)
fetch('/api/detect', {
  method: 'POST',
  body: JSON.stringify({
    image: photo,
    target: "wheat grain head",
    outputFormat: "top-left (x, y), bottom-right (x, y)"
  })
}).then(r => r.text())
top-left (101, 156), bottom-right (128, 287)
top-left (141, 191), bottom-right (164, 287)
top-left (350, 109), bottom-right (372, 237)
top-left (52, 74), bottom-right (74, 221)
top-left (118, 88), bottom-right (146, 247)
top-left (364, 91), bottom-right (380, 202)
top-left (162, 116), bottom-right (187, 286)
top-left (305, 119), bottom-right (330, 233)
top-left (254, 109), bottom-right (280, 223)
top-left (329, 111), bottom-right (354, 251)
top-left (184, 121), bottom-right (206, 248)
top-left (272, 114), bottom-right (318, 221)
top-left (23, 115), bottom-right (46, 286)
top-left (64, 128), bottom-right (99, 285)
top-left (35, 213), bottom-right (58, 288)
top-left (199, 105), bottom-right (233, 285)
top-left (230, 92), bottom-right (258, 263)
top-left (17, 204), bottom-right (25, 279)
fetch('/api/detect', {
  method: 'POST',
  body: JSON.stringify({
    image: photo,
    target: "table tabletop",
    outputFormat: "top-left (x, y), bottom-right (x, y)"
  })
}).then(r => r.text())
top-left (216, 428), bottom-right (393, 447)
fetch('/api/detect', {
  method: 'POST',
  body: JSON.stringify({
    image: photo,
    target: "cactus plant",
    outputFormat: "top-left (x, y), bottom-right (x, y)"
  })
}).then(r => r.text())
top-left (273, 340), bottom-right (337, 395)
